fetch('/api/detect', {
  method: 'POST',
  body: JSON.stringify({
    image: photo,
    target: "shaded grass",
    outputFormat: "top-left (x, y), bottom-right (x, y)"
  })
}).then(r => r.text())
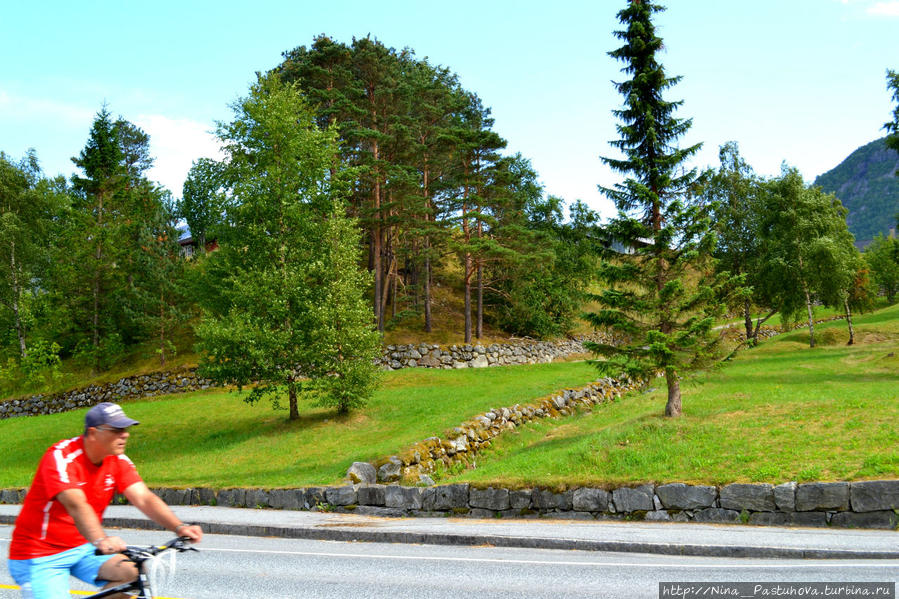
top-left (0, 361), bottom-right (598, 488)
top-left (443, 303), bottom-right (899, 489)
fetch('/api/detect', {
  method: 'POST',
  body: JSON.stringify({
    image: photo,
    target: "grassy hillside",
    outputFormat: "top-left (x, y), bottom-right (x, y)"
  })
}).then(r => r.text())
top-left (441, 304), bottom-right (899, 488)
top-left (0, 361), bottom-right (598, 488)
top-left (3, 304), bottom-right (896, 491)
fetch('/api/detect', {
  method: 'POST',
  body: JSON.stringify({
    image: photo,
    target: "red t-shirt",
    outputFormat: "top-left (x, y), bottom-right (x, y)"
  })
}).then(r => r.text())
top-left (9, 435), bottom-right (142, 559)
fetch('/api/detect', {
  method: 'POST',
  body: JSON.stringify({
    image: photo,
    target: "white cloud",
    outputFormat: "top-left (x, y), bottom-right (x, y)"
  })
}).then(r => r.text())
top-left (867, 1), bottom-right (899, 15)
top-left (134, 114), bottom-right (224, 196)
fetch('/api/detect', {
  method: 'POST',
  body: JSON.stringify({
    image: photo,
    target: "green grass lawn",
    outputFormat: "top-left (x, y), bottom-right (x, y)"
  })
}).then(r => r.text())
top-left (2, 304), bottom-right (897, 491)
top-left (0, 361), bottom-right (598, 489)
top-left (440, 303), bottom-right (899, 489)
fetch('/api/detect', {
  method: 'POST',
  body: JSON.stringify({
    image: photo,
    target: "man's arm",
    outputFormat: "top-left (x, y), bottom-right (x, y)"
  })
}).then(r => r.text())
top-left (56, 489), bottom-right (127, 554)
top-left (123, 482), bottom-right (203, 543)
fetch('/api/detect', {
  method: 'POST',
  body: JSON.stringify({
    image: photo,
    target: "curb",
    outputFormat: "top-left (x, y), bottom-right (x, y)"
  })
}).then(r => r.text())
top-left (4, 514), bottom-right (894, 560)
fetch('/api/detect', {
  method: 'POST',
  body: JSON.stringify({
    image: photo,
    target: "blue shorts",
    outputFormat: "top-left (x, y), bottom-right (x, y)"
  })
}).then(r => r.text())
top-left (7, 543), bottom-right (115, 599)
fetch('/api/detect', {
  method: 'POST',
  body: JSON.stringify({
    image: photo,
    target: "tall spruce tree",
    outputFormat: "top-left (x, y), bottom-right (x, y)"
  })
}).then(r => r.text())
top-left (587, 0), bottom-right (723, 418)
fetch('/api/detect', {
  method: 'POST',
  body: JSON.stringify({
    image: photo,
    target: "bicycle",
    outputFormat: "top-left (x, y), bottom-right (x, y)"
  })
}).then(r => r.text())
top-left (86, 536), bottom-right (198, 599)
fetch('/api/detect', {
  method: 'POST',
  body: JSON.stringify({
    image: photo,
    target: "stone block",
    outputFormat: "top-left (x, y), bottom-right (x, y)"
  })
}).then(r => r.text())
top-left (509, 489), bottom-right (532, 510)
top-left (245, 489), bottom-right (271, 508)
top-left (532, 489), bottom-right (572, 510)
top-left (469, 487), bottom-right (511, 511)
top-left (377, 457), bottom-right (403, 483)
top-left (656, 483), bottom-right (717, 510)
top-left (612, 485), bottom-right (655, 512)
top-left (0, 489), bottom-right (23, 504)
top-left (216, 488), bottom-right (246, 507)
top-left (424, 484), bottom-right (469, 511)
top-left (572, 488), bottom-right (611, 512)
top-left (304, 487), bottom-right (327, 509)
top-left (357, 485), bottom-right (387, 507)
top-left (795, 482), bottom-right (849, 511)
top-left (774, 482), bottom-right (797, 512)
top-left (790, 512), bottom-right (829, 527)
top-left (693, 508), bottom-right (740, 523)
top-left (325, 486), bottom-right (357, 506)
top-left (748, 512), bottom-right (791, 526)
top-left (719, 483), bottom-right (775, 512)
top-left (269, 489), bottom-right (302, 510)
top-left (467, 508), bottom-right (497, 519)
top-left (850, 480), bottom-right (899, 512)
top-left (831, 510), bottom-right (898, 529)
top-left (644, 510), bottom-right (671, 521)
top-left (347, 462), bottom-right (377, 484)
top-left (197, 488), bottom-right (216, 506)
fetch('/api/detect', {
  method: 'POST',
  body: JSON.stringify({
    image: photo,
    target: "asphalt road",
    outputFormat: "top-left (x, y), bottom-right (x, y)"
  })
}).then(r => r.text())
top-left (1, 527), bottom-right (896, 599)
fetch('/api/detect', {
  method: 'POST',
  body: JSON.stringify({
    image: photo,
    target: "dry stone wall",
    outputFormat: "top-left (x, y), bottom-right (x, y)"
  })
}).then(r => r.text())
top-left (3, 480), bottom-right (895, 529)
top-left (377, 335), bottom-right (609, 371)
top-left (0, 370), bottom-right (215, 420)
top-left (0, 336), bottom-right (601, 419)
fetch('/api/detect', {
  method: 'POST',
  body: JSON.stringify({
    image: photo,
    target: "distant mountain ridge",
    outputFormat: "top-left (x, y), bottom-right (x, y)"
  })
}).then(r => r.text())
top-left (814, 137), bottom-right (899, 245)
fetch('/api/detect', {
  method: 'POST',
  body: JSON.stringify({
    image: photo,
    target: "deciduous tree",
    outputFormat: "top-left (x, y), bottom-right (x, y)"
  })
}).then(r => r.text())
top-left (196, 73), bottom-right (379, 419)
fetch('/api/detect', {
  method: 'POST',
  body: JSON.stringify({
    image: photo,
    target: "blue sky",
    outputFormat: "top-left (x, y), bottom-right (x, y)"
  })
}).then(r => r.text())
top-left (1, 0), bottom-right (897, 220)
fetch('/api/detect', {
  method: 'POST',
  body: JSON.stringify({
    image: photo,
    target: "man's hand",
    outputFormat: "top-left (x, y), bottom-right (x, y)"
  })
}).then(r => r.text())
top-left (93, 535), bottom-right (127, 554)
top-left (177, 524), bottom-right (203, 543)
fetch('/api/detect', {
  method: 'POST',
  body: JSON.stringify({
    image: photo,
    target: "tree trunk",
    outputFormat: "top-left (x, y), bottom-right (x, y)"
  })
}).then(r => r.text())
top-left (843, 296), bottom-right (855, 346)
top-left (424, 253), bottom-right (432, 333)
top-left (288, 379), bottom-right (299, 421)
top-left (372, 140), bottom-right (384, 331)
top-left (476, 262), bottom-right (483, 339)
top-left (158, 293), bottom-right (166, 367)
top-left (422, 164), bottom-right (432, 333)
top-left (9, 243), bottom-right (27, 358)
top-left (803, 282), bottom-right (815, 348)
top-left (664, 368), bottom-right (682, 417)
top-left (751, 309), bottom-right (777, 344)
top-left (464, 253), bottom-right (472, 344)
top-left (743, 299), bottom-right (753, 341)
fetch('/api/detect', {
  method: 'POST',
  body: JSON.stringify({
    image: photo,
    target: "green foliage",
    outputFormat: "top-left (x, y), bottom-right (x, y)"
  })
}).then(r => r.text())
top-left (0, 151), bottom-right (63, 360)
top-left (866, 234), bottom-right (899, 303)
top-left (814, 138), bottom-right (899, 243)
top-left (197, 72), bottom-right (380, 418)
top-left (884, 69), bottom-right (899, 156)
top-left (179, 158), bottom-right (226, 253)
top-left (590, 0), bottom-right (724, 417)
top-left (759, 168), bottom-right (862, 345)
top-left (19, 339), bottom-right (62, 387)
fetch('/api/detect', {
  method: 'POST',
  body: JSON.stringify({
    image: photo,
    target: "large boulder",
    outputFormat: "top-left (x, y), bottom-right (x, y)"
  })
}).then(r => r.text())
top-left (424, 484), bottom-right (470, 511)
top-left (612, 485), bottom-right (654, 512)
top-left (719, 483), bottom-right (775, 512)
top-left (572, 488), bottom-right (611, 512)
top-left (774, 482), bottom-right (797, 512)
top-left (347, 462), bottom-right (377, 484)
top-left (656, 483), bottom-right (716, 510)
top-left (849, 480), bottom-right (899, 512)
top-left (469, 487), bottom-right (511, 511)
top-left (377, 457), bottom-right (403, 483)
top-left (795, 482), bottom-right (849, 511)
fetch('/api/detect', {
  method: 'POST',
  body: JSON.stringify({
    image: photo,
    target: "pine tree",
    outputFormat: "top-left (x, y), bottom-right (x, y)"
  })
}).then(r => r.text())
top-left (587, 0), bottom-right (723, 418)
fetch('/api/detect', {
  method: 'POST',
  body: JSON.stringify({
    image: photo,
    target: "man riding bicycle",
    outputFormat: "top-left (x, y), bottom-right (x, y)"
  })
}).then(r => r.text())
top-left (7, 402), bottom-right (203, 598)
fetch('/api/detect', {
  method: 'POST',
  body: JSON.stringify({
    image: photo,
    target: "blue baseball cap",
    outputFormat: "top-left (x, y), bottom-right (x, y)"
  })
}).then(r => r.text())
top-left (85, 402), bottom-right (140, 431)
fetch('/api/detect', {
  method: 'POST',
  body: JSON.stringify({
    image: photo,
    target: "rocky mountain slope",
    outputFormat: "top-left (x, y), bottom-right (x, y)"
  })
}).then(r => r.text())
top-left (814, 137), bottom-right (899, 245)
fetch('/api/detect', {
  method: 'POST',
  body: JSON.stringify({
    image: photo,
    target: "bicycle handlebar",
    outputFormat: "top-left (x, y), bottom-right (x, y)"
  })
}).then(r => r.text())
top-left (94, 536), bottom-right (198, 558)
